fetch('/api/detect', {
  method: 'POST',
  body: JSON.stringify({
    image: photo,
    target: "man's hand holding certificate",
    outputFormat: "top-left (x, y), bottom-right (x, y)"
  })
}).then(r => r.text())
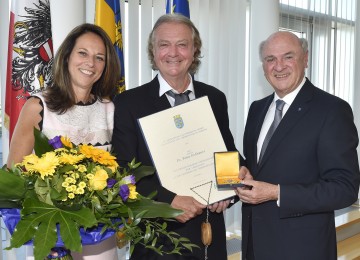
top-left (138, 97), bottom-right (236, 205)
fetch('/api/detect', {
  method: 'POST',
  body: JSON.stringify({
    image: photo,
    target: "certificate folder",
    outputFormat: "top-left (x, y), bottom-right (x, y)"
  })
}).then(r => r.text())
top-left (138, 96), bottom-right (236, 204)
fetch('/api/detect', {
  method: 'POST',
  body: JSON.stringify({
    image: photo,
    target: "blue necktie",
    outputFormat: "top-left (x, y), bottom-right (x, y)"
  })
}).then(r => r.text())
top-left (259, 99), bottom-right (286, 163)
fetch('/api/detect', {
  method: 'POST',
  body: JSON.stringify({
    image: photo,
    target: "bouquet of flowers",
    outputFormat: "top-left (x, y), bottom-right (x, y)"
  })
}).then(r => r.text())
top-left (0, 129), bottom-right (197, 260)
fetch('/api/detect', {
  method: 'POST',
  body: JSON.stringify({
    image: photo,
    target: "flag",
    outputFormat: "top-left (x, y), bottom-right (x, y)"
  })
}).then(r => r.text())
top-left (95, 0), bottom-right (125, 93)
top-left (166, 0), bottom-right (190, 18)
top-left (5, 0), bottom-right (53, 141)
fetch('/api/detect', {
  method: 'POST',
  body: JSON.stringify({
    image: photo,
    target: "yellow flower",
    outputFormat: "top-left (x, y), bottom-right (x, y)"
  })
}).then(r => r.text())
top-left (24, 152), bottom-right (60, 179)
top-left (78, 181), bottom-right (86, 189)
top-left (64, 185), bottom-right (77, 193)
top-left (54, 148), bottom-right (67, 153)
top-left (22, 154), bottom-right (39, 163)
top-left (62, 182), bottom-right (69, 188)
top-left (89, 168), bottom-right (108, 191)
top-left (22, 154), bottom-right (40, 172)
top-left (61, 136), bottom-right (73, 148)
top-left (65, 177), bottom-right (75, 184)
top-left (79, 145), bottom-right (119, 168)
top-left (107, 165), bottom-right (117, 173)
top-left (128, 184), bottom-right (138, 199)
top-left (78, 165), bottom-right (87, 173)
top-left (75, 187), bottom-right (85, 194)
top-left (59, 153), bottom-right (85, 165)
top-left (66, 186), bottom-right (73, 192)
top-left (68, 193), bottom-right (75, 199)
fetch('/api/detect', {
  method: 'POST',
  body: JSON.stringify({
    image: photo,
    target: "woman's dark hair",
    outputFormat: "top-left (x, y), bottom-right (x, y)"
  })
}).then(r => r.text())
top-left (44, 23), bottom-right (121, 113)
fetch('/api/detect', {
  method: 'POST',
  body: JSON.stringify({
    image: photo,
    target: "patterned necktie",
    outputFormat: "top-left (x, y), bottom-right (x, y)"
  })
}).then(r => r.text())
top-left (167, 90), bottom-right (191, 106)
top-left (259, 99), bottom-right (286, 163)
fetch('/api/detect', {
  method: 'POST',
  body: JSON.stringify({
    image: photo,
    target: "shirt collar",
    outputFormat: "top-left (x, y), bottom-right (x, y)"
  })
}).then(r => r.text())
top-left (274, 77), bottom-right (306, 105)
top-left (158, 73), bottom-right (194, 97)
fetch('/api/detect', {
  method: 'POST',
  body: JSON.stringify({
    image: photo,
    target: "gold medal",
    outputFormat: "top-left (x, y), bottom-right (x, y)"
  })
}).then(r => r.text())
top-left (191, 181), bottom-right (213, 256)
top-left (201, 221), bottom-right (212, 246)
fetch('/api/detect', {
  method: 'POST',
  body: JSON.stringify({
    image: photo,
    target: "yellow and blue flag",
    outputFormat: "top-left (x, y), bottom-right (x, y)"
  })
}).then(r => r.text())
top-left (95, 0), bottom-right (125, 92)
top-left (166, 0), bottom-right (190, 18)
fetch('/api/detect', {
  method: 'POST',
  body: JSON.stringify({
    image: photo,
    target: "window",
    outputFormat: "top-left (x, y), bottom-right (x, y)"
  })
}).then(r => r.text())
top-left (280, 0), bottom-right (356, 106)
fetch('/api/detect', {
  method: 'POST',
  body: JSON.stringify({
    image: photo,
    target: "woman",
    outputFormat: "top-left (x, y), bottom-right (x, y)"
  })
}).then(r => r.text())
top-left (7, 23), bottom-right (121, 260)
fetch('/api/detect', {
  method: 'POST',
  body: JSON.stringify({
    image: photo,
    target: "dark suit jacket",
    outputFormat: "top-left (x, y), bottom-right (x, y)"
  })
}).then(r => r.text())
top-left (242, 79), bottom-right (360, 260)
top-left (112, 76), bottom-right (238, 260)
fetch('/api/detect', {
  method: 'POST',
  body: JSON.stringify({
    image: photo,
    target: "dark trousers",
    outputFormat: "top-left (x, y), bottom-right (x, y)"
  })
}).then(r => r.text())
top-left (246, 215), bottom-right (255, 260)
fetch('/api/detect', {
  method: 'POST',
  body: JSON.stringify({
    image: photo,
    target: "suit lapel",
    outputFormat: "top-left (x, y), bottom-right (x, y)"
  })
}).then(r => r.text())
top-left (193, 81), bottom-right (206, 98)
top-left (253, 96), bottom-right (273, 167)
top-left (148, 76), bottom-right (172, 112)
top-left (257, 80), bottom-right (314, 169)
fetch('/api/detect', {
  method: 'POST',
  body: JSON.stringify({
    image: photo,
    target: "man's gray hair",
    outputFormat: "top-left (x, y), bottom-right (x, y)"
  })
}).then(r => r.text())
top-left (259, 34), bottom-right (308, 61)
top-left (147, 13), bottom-right (202, 74)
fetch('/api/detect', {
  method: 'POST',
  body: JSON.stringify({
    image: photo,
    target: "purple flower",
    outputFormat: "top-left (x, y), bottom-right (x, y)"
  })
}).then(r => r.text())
top-left (107, 178), bottom-right (117, 188)
top-left (48, 136), bottom-right (63, 149)
top-left (119, 185), bottom-right (129, 201)
top-left (122, 175), bottom-right (136, 185)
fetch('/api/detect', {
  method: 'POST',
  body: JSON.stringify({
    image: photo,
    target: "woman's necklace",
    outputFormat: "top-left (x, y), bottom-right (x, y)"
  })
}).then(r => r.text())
top-left (76, 94), bottom-right (95, 105)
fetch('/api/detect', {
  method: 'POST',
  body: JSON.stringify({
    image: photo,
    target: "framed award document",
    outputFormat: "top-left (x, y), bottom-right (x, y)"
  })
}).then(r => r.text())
top-left (138, 96), bottom-right (236, 204)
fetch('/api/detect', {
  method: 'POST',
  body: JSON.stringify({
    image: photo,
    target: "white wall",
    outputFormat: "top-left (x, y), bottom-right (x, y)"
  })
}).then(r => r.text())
top-left (354, 0), bottom-right (360, 199)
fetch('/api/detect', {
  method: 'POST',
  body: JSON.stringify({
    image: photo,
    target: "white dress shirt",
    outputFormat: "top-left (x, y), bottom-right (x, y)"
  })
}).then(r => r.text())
top-left (157, 73), bottom-right (195, 107)
top-left (256, 77), bottom-right (306, 162)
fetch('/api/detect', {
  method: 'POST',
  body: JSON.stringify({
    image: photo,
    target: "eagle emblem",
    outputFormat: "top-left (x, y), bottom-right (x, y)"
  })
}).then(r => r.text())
top-left (10, 0), bottom-right (53, 98)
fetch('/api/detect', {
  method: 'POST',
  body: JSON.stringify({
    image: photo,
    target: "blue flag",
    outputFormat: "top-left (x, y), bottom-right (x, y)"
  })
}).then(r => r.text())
top-left (95, 0), bottom-right (125, 92)
top-left (166, 0), bottom-right (190, 18)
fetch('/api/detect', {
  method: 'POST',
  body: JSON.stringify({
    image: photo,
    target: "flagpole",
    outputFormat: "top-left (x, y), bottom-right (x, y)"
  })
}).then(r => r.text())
top-left (50, 0), bottom-right (86, 54)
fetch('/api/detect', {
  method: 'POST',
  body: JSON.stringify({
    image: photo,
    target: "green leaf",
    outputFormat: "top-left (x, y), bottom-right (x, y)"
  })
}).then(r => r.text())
top-left (133, 165), bottom-right (155, 182)
top-left (57, 165), bottom-right (75, 174)
top-left (33, 128), bottom-right (54, 156)
top-left (151, 236), bottom-right (158, 247)
top-left (144, 224), bottom-right (152, 243)
top-left (7, 198), bottom-right (97, 260)
top-left (132, 210), bottom-right (147, 226)
top-left (143, 191), bottom-right (158, 200)
top-left (91, 196), bottom-right (103, 212)
top-left (127, 198), bottom-right (182, 218)
top-left (0, 200), bottom-right (21, 208)
top-left (0, 169), bottom-right (26, 202)
top-left (33, 211), bottom-right (58, 259)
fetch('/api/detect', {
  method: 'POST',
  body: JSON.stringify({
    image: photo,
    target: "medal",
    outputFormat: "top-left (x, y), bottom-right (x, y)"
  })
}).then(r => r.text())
top-left (191, 180), bottom-right (213, 259)
top-left (201, 221), bottom-right (212, 246)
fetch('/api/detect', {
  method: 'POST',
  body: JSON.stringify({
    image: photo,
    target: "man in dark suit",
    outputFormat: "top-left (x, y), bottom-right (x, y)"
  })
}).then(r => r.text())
top-left (112, 14), bottom-right (244, 260)
top-left (236, 31), bottom-right (360, 260)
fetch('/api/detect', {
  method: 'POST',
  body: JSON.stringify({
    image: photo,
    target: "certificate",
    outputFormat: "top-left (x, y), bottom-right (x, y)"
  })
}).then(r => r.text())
top-left (138, 96), bottom-right (236, 204)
